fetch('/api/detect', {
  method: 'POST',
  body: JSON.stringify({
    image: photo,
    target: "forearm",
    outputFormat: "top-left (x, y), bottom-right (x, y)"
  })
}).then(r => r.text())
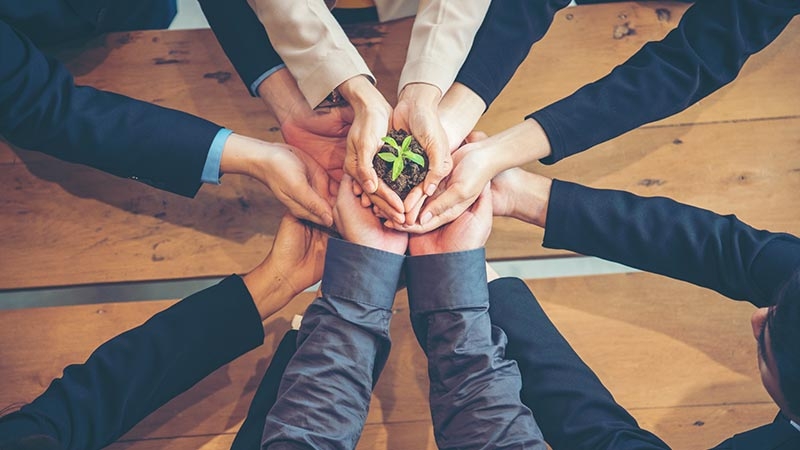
top-left (399, 0), bottom-right (491, 97)
top-left (438, 82), bottom-right (486, 149)
top-left (251, 0), bottom-right (373, 108)
top-left (0, 21), bottom-right (220, 198)
top-left (542, 180), bottom-right (800, 306)
top-left (455, 0), bottom-right (571, 108)
top-left (530, 0), bottom-right (800, 164)
top-left (261, 238), bottom-right (403, 449)
top-left (0, 276), bottom-right (264, 450)
top-left (406, 249), bottom-right (544, 449)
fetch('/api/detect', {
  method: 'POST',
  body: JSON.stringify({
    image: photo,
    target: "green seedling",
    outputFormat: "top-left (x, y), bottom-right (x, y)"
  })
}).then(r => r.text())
top-left (377, 135), bottom-right (426, 181)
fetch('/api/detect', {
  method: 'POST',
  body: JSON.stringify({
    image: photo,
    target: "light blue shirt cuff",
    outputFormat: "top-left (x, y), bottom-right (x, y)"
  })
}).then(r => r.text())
top-left (250, 64), bottom-right (286, 97)
top-left (201, 128), bottom-right (233, 185)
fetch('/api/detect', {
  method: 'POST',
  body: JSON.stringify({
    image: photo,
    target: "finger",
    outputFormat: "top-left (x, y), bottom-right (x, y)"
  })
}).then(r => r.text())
top-left (402, 185), bottom-right (425, 217)
top-left (367, 191), bottom-right (405, 224)
top-left (404, 193), bottom-right (426, 225)
top-left (356, 153), bottom-right (379, 194)
top-left (360, 192), bottom-right (372, 208)
top-left (417, 185), bottom-right (472, 227)
top-left (288, 188), bottom-right (334, 227)
top-left (421, 149), bottom-right (453, 197)
top-left (373, 181), bottom-right (404, 216)
top-left (352, 181), bottom-right (363, 196)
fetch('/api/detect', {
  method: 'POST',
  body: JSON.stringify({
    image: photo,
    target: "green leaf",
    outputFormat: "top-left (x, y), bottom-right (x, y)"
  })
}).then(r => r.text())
top-left (404, 152), bottom-right (425, 167)
top-left (381, 136), bottom-right (400, 150)
top-left (400, 135), bottom-right (413, 153)
top-left (377, 152), bottom-right (397, 163)
top-left (391, 157), bottom-right (404, 181)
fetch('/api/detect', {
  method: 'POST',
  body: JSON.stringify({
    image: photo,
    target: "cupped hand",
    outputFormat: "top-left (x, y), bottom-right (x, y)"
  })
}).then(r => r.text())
top-left (408, 182), bottom-right (493, 256)
top-left (334, 175), bottom-right (408, 255)
top-left (338, 75), bottom-right (405, 222)
top-left (243, 213), bottom-right (329, 317)
top-left (393, 83), bottom-right (453, 223)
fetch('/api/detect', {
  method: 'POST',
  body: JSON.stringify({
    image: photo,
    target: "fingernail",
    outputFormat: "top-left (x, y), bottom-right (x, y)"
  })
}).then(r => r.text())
top-left (420, 212), bottom-right (432, 225)
top-left (323, 214), bottom-right (333, 226)
top-left (364, 180), bottom-right (376, 193)
top-left (425, 183), bottom-right (436, 196)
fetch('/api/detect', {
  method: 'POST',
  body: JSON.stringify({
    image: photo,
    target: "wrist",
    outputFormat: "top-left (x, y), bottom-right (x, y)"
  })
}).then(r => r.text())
top-left (399, 82), bottom-right (442, 108)
top-left (258, 67), bottom-right (302, 124)
top-left (512, 174), bottom-right (552, 228)
top-left (439, 82), bottom-right (485, 149)
top-left (242, 261), bottom-right (296, 318)
top-left (338, 75), bottom-right (382, 110)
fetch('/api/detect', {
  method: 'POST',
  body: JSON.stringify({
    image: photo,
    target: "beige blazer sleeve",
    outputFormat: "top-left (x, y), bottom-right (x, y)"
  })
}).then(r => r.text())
top-left (398, 0), bottom-right (491, 96)
top-left (249, 0), bottom-right (374, 108)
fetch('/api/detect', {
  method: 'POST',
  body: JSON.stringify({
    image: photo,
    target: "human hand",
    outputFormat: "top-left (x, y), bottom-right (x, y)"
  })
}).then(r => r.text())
top-left (219, 134), bottom-right (334, 227)
top-left (243, 214), bottom-right (329, 318)
top-left (408, 182), bottom-right (493, 256)
top-left (337, 75), bottom-right (406, 223)
top-left (334, 174), bottom-right (408, 255)
top-left (393, 83), bottom-right (453, 223)
top-left (258, 68), bottom-right (353, 184)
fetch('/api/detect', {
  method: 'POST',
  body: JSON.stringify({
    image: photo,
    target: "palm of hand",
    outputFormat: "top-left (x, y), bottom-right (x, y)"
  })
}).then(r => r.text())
top-left (281, 107), bottom-right (352, 182)
top-left (335, 177), bottom-right (408, 254)
top-left (409, 207), bottom-right (487, 255)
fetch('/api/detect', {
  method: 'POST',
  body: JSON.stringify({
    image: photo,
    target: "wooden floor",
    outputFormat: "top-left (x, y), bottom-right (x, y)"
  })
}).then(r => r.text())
top-left (0, 1), bottom-right (797, 449)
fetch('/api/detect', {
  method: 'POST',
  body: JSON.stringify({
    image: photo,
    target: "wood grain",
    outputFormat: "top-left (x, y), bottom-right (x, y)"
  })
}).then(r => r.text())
top-left (0, 273), bottom-right (777, 448)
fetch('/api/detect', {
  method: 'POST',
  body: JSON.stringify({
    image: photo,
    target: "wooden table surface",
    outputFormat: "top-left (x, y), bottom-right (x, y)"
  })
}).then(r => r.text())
top-left (0, 1), bottom-right (798, 290)
top-left (0, 272), bottom-right (774, 450)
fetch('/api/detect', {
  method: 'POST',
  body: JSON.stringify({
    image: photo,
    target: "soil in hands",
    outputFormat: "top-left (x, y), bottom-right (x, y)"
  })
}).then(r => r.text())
top-left (373, 129), bottom-right (428, 200)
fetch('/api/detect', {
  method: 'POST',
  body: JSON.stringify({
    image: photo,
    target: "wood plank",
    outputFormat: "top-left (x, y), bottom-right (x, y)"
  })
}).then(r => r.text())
top-left (0, 273), bottom-right (776, 447)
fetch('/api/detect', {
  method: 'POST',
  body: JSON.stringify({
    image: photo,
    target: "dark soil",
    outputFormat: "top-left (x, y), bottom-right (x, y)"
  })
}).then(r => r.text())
top-left (373, 129), bottom-right (428, 199)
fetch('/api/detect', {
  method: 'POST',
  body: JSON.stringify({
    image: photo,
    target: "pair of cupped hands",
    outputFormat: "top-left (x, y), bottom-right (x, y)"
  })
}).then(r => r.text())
top-left (267, 76), bottom-right (503, 237)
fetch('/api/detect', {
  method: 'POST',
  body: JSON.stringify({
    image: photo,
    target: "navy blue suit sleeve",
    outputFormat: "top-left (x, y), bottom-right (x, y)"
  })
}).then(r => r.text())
top-left (0, 19), bottom-right (222, 197)
top-left (543, 180), bottom-right (800, 307)
top-left (528, 0), bottom-right (800, 164)
top-left (198, 0), bottom-right (284, 96)
top-left (0, 275), bottom-right (265, 450)
top-left (488, 277), bottom-right (670, 450)
top-left (455, 0), bottom-right (571, 108)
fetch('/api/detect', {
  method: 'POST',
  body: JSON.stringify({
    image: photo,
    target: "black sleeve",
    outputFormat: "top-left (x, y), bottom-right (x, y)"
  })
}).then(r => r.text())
top-left (528, 0), bottom-right (800, 164)
top-left (0, 276), bottom-right (264, 450)
top-left (455, 0), bottom-right (571, 108)
top-left (0, 19), bottom-right (221, 197)
top-left (488, 278), bottom-right (670, 450)
top-left (542, 180), bottom-right (800, 307)
top-left (198, 0), bottom-right (284, 96)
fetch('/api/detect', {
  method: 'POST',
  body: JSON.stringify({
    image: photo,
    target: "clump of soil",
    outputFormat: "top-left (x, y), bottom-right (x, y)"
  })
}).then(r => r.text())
top-left (373, 129), bottom-right (428, 199)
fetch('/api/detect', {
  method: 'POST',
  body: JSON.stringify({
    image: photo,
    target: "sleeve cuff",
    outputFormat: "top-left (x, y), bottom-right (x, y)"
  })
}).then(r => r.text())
top-left (250, 64), bottom-right (286, 97)
top-left (320, 238), bottom-right (404, 310)
top-left (406, 248), bottom-right (488, 313)
top-left (201, 128), bottom-right (233, 185)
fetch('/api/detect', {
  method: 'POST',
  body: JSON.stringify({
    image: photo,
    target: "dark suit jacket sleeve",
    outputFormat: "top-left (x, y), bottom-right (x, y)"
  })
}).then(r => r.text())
top-left (711, 413), bottom-right (800, 449)
top-left (528, 0), bottom-right (800, 164)
top-left (542, 180), bottom-right (800, 307)
top-left (487, 277), bottom-right (670, 450)
top-left (0, 275), bottom-right (264, 450)
top-left (0, 19), bottom-right (222, 198)
top-left (198, 0), bottom-right (284, 96)
top-left (454, 0), bottom-right (571, 108)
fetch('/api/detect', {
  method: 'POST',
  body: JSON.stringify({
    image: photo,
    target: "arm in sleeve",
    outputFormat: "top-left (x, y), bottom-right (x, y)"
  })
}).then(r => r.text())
top-left (0, 20), bottom-right (221, 197)
top-left (197, 0), bottom-right (285, 96)
top-left (542, 180), bottom-right (800, 307)
top-left (249, 0), bottom-right (374, 108)
top-left (398, 0), bottom-right (491, 96)
top-left (405, 248), bottom-right (546, 449)
top-left (0, 276), bottom-right (264, 450)
top-left (260, 238), bottom-right (403, 450)
top-left (455, 0), bottom-right (571, 108)
top-left (529, 0), bottom-right (800, 164)
top-left (488, 277), bottom-right (670, 450)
